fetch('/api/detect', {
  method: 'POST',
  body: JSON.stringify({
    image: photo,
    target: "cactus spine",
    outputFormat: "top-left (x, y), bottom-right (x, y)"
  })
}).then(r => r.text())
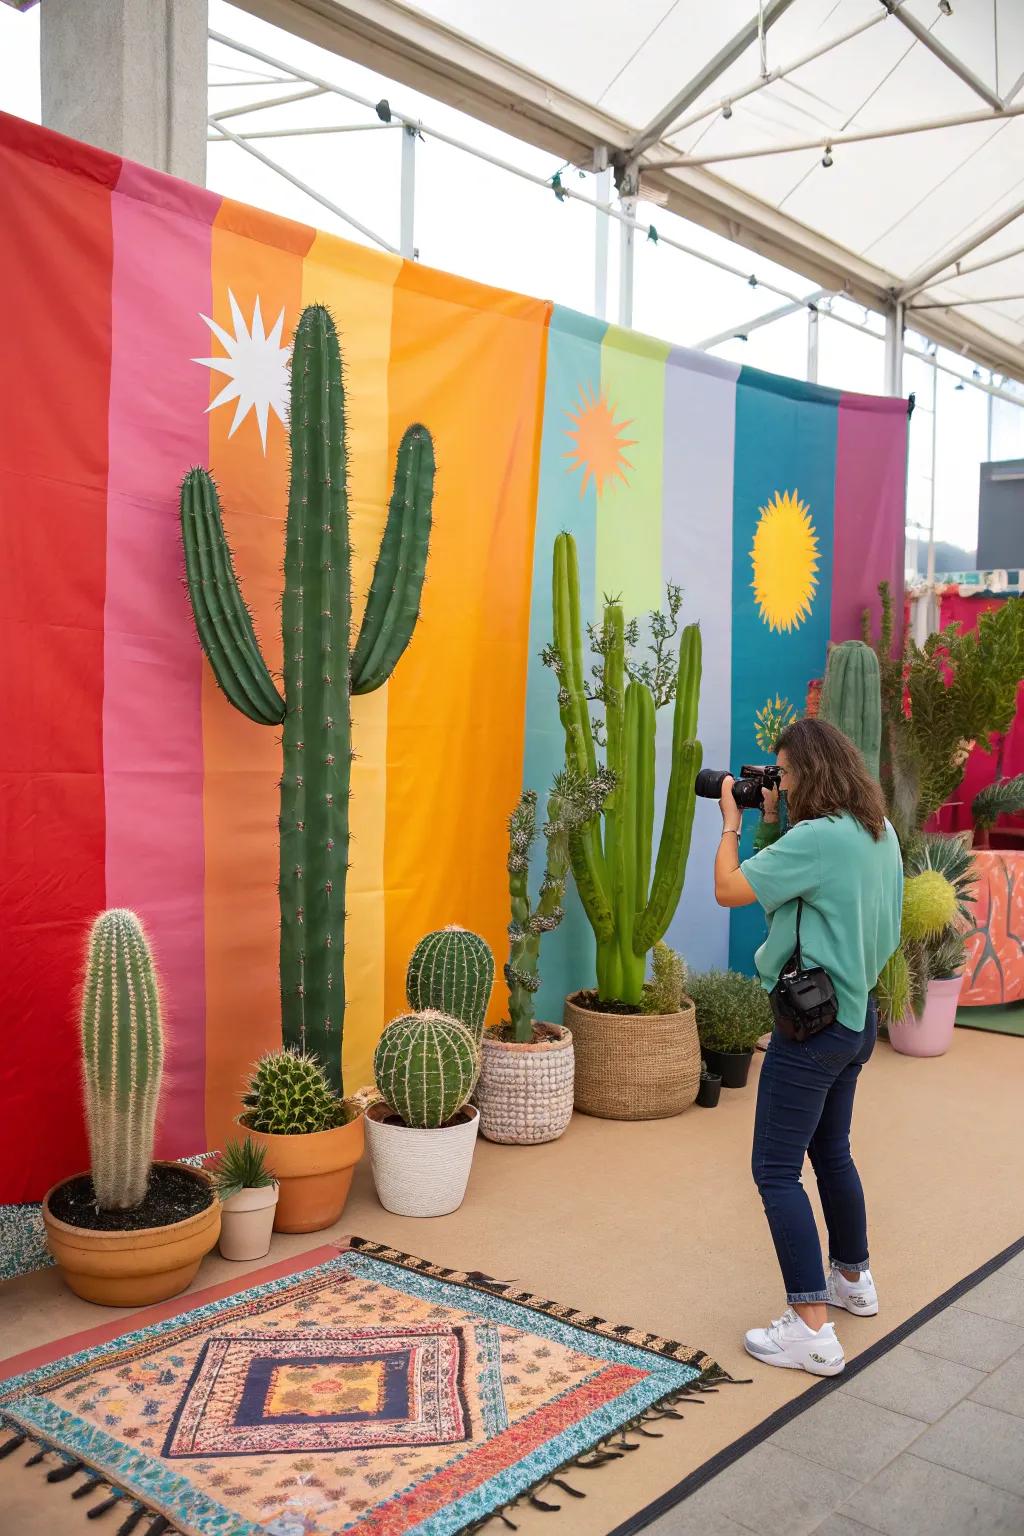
top-left (80, 910), bottom-right (164, 1210)
top-left (373, 1011), bottom-right (478, 1128)
top-left (819, 640), bottom-right (882, 781)
top-left (181, 306), bottom-right (434, 1093)
top-left (405, 928), bottom-right (494, 1042)
top-left (545, 531), bottom-right (702, 1006)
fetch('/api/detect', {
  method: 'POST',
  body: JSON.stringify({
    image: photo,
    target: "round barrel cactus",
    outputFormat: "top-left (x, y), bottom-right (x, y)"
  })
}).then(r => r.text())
top-left (819, 640), bottom-right (882, 781)
top-left (242, 1047), bottom-right (348, 1135)
top-left (374, 1010), bottom-right (478, 1128)
top-left (901, 870), bottom-right (957, 942)
top-left (405, 927), bottom-right (494, 1042)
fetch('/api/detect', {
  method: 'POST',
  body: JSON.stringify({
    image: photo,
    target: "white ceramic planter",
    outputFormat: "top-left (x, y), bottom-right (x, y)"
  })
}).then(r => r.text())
top-left (365, 1102), bottom-right (479, 1217)
top-left (218, 1184), bottom-right (279, 1260)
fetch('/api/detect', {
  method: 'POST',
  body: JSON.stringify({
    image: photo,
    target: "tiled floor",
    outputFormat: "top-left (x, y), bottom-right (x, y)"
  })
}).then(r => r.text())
top-left (644, 1245), bottom-right (1024, 1536)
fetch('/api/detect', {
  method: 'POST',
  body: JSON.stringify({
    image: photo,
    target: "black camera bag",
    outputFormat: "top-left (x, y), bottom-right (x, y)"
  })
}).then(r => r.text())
top-left (770, 899), bottom-right (838, 1042)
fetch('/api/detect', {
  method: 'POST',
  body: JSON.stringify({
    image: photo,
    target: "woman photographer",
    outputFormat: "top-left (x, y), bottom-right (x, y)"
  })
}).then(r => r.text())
top-left (714, 718), bottom-right (902, 1377)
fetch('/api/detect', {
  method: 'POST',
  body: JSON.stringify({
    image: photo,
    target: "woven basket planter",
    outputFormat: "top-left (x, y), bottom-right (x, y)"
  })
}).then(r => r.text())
top-left (563, 992), bottom-right (700, 1120)
top-left (365, 1101), bottom-right (479, 1217)
top-left (474, 1024), bottom-right (574, 1145)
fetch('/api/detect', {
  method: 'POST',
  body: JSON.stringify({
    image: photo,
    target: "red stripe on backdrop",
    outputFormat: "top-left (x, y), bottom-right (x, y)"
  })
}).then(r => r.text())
top-left (103, 162), bottom-right (219, 1161)
top-left (832, 394), bottom-right (908, 643)
top-left (0, 117), bottom-right (117, 1200)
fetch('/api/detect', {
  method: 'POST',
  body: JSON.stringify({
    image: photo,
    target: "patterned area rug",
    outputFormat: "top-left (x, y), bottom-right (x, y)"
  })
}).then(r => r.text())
top-left (0, 1239), bottom-right (739, 1535)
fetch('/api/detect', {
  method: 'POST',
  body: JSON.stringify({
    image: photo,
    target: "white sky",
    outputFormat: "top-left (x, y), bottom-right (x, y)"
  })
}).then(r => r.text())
top-left (2, 0), bottom-right (1022, 562)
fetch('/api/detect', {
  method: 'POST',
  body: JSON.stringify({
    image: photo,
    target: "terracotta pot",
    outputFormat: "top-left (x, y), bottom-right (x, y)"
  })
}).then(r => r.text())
top-left (474, 1024), bottom-right (574, 1144)
top-left (218, 1184), bottom-right (279, 1261)
top-left (888, 975), bottom-right (964, 1058)
top-left (42, 1162), bottom-right (220, 1308)
top-left (364, 1101), bottom-right (479, 1217)
top-left (243, 1113), bottom-right (364, 1233)
top-left (563, 992), bottom-right (701, 1120)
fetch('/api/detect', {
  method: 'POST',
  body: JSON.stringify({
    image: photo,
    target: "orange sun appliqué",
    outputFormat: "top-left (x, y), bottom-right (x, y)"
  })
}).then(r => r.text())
top-left (563, 384), bottom-right (636, 497)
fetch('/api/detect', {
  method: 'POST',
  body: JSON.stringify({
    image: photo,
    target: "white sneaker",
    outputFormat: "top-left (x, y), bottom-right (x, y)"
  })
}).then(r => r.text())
top-left (744, 1308), bottom-right (845, 1376)
top-left (827, 1265), bottom-right (878, 1317)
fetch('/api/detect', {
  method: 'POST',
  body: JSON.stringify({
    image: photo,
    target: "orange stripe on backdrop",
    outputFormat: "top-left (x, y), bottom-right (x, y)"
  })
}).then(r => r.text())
top-left (299, 233), bottom-right (402, 1097)
top-left (204, 201), bottom-right (314, 1147)
top-left (384, 266), bottom-right (551, 1027)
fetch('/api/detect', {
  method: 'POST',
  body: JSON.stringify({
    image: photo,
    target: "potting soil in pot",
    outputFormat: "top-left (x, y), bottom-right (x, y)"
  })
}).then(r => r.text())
top-left (48, 1166), bottom-right (212, 1231)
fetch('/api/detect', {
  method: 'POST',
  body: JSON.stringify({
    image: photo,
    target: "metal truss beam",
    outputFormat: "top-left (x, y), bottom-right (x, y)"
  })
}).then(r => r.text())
top-left (883, 0), bottom-right (1003, 111)
top-left (900, 194), bottom-right (1024, 299)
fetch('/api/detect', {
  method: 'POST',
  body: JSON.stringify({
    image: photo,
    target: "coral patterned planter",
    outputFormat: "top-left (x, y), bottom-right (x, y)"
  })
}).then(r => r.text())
top-left (888, 976), bottom-right (964, 1058)
top-left (960, 850), bottom-right (1024, 1006)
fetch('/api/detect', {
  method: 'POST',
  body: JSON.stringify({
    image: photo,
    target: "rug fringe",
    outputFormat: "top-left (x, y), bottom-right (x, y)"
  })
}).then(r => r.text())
top-left (0, 1417), bottom-right (181, 1535)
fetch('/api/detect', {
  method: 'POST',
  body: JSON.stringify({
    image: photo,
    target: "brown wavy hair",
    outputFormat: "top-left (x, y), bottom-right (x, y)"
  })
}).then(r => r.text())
top-left (775, 718), bottom-right (888, 841)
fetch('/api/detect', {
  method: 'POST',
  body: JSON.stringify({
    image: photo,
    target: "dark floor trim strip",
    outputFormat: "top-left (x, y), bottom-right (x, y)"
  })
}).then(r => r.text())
top-left (607, 1230), bottom-right (1024, 1536)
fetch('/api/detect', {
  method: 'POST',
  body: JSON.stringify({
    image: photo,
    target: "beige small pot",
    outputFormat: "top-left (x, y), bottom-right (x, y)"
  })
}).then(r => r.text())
top-left (365, 1101), bottom-right (479, 1217)
top-left (475, 1024), bottom-right (574, 1144)
top-left (42, 1162), bottom-right (220, 1308)
top-left (218, 1184), bottom-right (279, 1261)
top-left (243, 1113), bottom-right (364, 1234)
top-left (564, 992), bottom-right (701, 1120)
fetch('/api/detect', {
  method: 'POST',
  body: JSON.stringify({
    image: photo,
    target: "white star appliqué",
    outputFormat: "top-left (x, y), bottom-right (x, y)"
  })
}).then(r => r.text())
top-left (194, 291), bottom-right (289, 453)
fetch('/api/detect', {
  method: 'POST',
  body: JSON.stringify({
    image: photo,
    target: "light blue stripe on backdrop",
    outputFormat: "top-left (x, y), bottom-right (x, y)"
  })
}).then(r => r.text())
top-left (522, 306), bottom-right (607, 1023)
top-left (659, 348), bottom-right (740, 976)
top-left (728, 368), bottom-right (838, 973)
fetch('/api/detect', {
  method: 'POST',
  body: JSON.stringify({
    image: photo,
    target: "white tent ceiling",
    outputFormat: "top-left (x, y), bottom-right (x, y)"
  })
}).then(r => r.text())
top-left (234, 1), bottom-right (1024, 374)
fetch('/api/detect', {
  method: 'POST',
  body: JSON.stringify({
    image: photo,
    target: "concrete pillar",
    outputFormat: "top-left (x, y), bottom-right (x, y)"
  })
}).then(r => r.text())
top-left (41, 0), bottom-right (207, 185)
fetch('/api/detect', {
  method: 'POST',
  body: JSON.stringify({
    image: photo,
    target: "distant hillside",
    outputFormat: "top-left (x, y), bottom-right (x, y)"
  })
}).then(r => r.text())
top-left (915, 540), bottom-right (976, 576)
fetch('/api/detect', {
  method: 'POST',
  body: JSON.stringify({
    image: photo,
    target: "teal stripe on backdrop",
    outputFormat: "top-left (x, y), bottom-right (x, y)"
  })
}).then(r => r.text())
top-left (728, 368), bottom-right (838, 973)
top-left (522, 307), bottom-right (607, 1023)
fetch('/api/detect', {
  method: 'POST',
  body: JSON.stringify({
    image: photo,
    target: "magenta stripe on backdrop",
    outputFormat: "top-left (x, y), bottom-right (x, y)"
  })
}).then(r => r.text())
top-left (104, 163), bottom-right (216, 1157)
top-left (832, 394), bottom-right (908, 643)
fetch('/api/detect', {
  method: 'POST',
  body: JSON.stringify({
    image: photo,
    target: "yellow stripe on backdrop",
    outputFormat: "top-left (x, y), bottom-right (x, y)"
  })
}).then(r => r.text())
top-left (299, 233), bottom-right (403, 1097)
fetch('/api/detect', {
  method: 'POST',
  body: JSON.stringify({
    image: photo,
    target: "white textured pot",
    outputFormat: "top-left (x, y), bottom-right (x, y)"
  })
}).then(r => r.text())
top-left (218, 1185), bottom-right (279, 1261)
top-left (474, 1024), bottom-right (574, 1144)
top-left (365, 1102), bottom-right (479, 1217)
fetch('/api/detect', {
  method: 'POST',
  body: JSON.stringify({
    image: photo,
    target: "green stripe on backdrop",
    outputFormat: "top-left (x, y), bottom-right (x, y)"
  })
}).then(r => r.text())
top-left (597, 327), bottom-right (670, 613)
top-left (728, 368), bottom-right (838, 973)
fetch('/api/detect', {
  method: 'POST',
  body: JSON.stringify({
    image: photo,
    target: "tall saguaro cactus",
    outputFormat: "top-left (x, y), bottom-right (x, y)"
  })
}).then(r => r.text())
top-left (81, 910), bottom-right (164, 1210)
top-left (544, 532), bottom-right (702, 1006)
top-left (181, 305), bottom-right (435, 1093)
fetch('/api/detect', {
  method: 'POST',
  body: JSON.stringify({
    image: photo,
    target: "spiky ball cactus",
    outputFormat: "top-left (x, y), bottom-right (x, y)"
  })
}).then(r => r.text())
top-left (819, 640), bottom-right (882, 781)
top-left (80, 910), bottom-right (164, 1211)
top-left (406, 928), bottom-right (494, 1043)
top-left (181, 305), bottom-right (435, 1094)
top-left (374, 1011), bottom-right (478, 1128)
top-left (901, 870), bottom-right (958, 942)
top-left (241, 1048), bottom-right (350, 1136)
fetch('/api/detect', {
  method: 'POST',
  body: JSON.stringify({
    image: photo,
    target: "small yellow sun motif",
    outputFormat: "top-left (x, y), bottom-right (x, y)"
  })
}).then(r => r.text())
top-left (750, 490), bottom-right (820, 632)
top-left (563, 384), bottom-right (637, 497)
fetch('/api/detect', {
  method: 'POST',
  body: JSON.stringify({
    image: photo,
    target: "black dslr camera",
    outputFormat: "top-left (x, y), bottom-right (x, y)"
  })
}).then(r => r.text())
top-left (694, 764), bottom-right (782, 811)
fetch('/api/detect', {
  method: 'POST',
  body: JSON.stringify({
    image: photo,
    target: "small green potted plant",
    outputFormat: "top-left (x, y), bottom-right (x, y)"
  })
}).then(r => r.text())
top-left (212, 1137), bottom-right (278, 1261)
top-left (366, 1011), bottom-right (480, 1216)
top-left (240, 1048), bottom-right (363, 1234)
top-left (688, 970), bottom-right (773, 1088)
top-left (696, 1059), bottom-right (722, 1109)
top-left (972, 772), bottom-right (1024, 848)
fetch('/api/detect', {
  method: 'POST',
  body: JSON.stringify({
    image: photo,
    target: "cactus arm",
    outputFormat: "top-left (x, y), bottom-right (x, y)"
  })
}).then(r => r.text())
top-left (180, 469), bottom-right (285, 725)
top-left (351, 425), bottom-right (435, 695)
top-left (631, 680), bottom-right (656, 920)
top-left (819, 639), bottom-right (882, 781)
top-left (505, 792), bottom-right (538, 1043)
top-left (634, 625), bottom-right (702, 956)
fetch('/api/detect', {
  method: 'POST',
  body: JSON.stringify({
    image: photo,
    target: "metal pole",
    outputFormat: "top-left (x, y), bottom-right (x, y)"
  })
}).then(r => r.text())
top-left (594, 167), bottom-right (610, 320)
top-left (806, 304), bottom-right (819, 383)
top-left (400, 124), bottom-right (416, 260)
top-left (619, 196), bottom-right (636, 329)
top-left (884, 300), bottom-right (904, 396)
top-left (927, 360), bottom-right (938, 587)
top-left (987, 379), bottom-right (994, 461)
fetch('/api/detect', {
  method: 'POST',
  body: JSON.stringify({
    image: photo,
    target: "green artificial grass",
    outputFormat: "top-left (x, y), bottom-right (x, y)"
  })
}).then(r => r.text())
top-left (955, 1002), bottom-right (1024, 1038)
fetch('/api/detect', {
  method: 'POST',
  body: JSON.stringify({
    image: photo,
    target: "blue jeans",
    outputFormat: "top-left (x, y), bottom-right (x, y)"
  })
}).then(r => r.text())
top-left (751, 1001), bottom-right (877, 1304)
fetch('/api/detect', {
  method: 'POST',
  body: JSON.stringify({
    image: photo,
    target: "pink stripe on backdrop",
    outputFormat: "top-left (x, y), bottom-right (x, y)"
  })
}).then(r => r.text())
top-left (103, 163), bottom-right (217, 1157)
top-left (831, 395), bottom-right (908, 642)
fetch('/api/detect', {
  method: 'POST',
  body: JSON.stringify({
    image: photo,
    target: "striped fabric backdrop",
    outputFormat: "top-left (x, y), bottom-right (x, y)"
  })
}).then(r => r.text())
top-left (0, 115), bottom-right (907, 1201)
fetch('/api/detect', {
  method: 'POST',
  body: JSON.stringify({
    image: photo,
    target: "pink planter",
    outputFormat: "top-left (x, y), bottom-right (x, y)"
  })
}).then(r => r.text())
top-left (887, 975), bottom-right (964, 1058)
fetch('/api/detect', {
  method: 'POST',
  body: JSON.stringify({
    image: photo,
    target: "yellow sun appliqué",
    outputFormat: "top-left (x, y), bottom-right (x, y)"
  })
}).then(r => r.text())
top-left (750, 490), bottom-right (820, 632)
top-left (563, 384), bottom-right (637, 497)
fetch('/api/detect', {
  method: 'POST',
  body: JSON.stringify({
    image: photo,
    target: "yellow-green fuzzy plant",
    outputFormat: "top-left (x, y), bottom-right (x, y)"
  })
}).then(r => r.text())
top-left (901, 870), bottom-right (958, 943)
top-left (80, 910), bottom-right (164, 1211)
top-left (373, 1010), bottom-right (477, 1128)
top-left (641, 942), bottom-right (686, 1016)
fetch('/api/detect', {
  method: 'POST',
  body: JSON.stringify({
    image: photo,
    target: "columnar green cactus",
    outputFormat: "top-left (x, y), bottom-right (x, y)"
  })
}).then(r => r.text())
top-left (405, 927), bottom-right (494, 1042)
top-left (181, 306), bottom-right (434, 1093)
top-left (543, 532), bottom-right (702, 1006)
top-left (819, 640), bottom-right (882, 781)
top-left (373, 1011), bottom-right (478, 1128)
top-left (505, 769), bottom-right (613, 1042)
top-left (80, 910), bottom-right (164, 1211)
